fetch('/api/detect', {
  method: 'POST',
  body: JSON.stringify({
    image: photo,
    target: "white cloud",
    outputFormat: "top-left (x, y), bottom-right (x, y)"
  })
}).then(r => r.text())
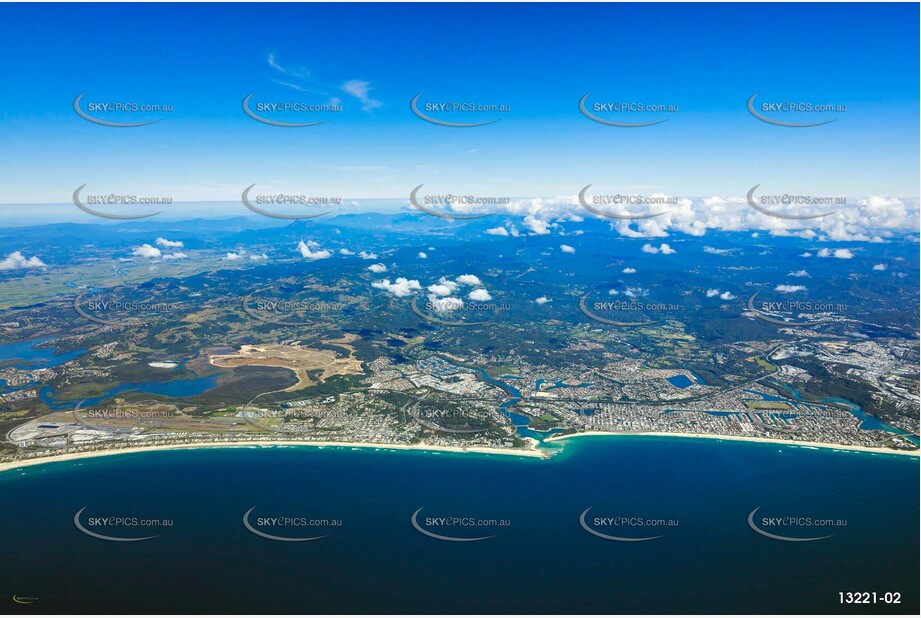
top-left (250, 253), bottom-right (268, 261)
top-left (428, 278), bottom-right (459, 297)
top-left (155, 237), bottom-right (183, 248)
top-left (367, 263), bottom-right (387, 273)
top-left (417, 193), bottom-right (918, 242)
top-left (272, 189), bottom-right (913, 245)
top-left (522, 214), bottom-right (552, 235)
top-left (223, 252), bottom-right (242, 261)
top-left (703, 246), bottom-right (731, 255)
top-left (297, 241), bottom-right (331, 260)
top-left (560, 244), bottom-right (576, 254)
top-left (535, 296), bottom-right (550, 305)
top-left (485, 226), bottom-right (509, 236)
top-left (132, 244), bottom-right (161, 259)
top-left (872, 263), bottom-right (887, 271)
top-left (417, 252), bottom-right (428, 259)
top-left (622, 267), bottom-right (636, 274)
top-left (800, 252), bottom-right (813, 258)
top-left (788, 270), bottom-right (810, 277)
top-left (816, 247), bottom-right (854, 259)
top-left (468, 288), bottom-right (492, 302)
top-left (625, 287), bottom-right (647, 298)
top-left (705, 288), bottom-right (736, 301)
top-left (372, 277), bottom-right (421, 297)
top-left (642, 243), bottom-right (676, 255)
top-left (341, 80), bottom-right (383, 111)
top-left (0, 251), bottom-right (46, 271)
top-left (162, 252), bottom-right (188, 260)
top-left (775, 284), bottom-right (807, 293)
top-left (429, 296), bottom-right (464, 313)
top-left (267, 52), bottom-right (311, 80)
top-left (456, 274), bottom-right (482, 286)
top-left (339, 248), bottom-right (355, 256)
top-left (359, 251), bottom-right (378, 260)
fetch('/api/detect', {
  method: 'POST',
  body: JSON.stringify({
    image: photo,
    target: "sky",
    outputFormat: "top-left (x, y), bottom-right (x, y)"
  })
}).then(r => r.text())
top-left (0, 2), bottom-right (919, 206)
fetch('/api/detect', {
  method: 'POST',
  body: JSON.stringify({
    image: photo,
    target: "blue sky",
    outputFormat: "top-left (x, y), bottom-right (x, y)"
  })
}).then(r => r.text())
top-left (1, 2), bottom-right (918, 204)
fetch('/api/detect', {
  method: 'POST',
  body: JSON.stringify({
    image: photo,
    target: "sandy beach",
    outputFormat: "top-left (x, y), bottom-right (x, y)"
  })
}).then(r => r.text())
top-left (544, 430), bottom-right (920, 457)
top-left (0, 437), bottom-right (548, 474)
top-left (3, 431), bottom-right (917, 474)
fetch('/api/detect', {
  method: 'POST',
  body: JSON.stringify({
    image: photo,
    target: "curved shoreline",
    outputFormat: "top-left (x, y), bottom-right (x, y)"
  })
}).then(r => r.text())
top-left (2, 431), bottom-right (917, 475)
top-left (544, 431), bottom-right (920, 457)
top-left (0, 438), bottom-right (547, 474)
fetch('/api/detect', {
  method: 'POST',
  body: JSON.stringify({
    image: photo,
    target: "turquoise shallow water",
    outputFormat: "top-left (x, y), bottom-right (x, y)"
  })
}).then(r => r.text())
top-left (0, 436), bottom-right (917, 614)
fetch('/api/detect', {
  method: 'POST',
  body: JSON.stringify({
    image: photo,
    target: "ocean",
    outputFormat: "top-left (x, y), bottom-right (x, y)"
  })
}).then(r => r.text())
top-left (1, 436), bottom-right (917, 614)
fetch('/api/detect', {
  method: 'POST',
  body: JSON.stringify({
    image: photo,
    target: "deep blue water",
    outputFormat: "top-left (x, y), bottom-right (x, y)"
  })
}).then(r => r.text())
top-left (818, 396), bottom-right (901, 433)
top-left (535, 378), bottom-right (594, 390)
top-left (475, 368), bottom-right (530, 428)
top-left (0, 437), bottom-right (916, 614)
top-left (666, 374), bottom-right (694, 389)
top-left (746, 387), bottom-right (914, 440)
top-left (37, 375), bottom-right (219, 410)
top-left (0, 338), bottom-right (86, 371)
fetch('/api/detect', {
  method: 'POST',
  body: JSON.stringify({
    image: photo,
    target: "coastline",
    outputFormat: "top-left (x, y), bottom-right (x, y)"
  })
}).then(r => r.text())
top-left (0, 437), bottom-right (547, 474)
top-left (3, 430), bottom-right (918, 475)
top-left (544, 430), bottom-right (921, 458)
